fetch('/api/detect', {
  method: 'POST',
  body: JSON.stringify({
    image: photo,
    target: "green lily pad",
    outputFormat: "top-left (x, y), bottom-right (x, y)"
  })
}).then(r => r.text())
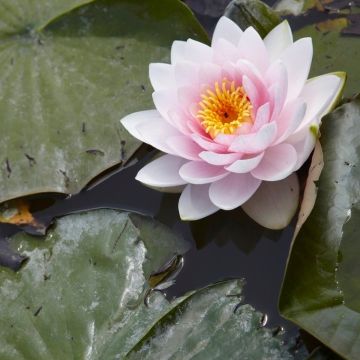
top-left (0, 209), bottom-right (189, 359)
top-left (294, 18), bottom-right (359, 98)
top-left (0, 209), bottom-right (295, 359)
top-left (0, 0), bottom-right (207, 203)
top-left (127, 280), bottom-right (293, 360)
top-left (279, 97), bottom-right (360, 360)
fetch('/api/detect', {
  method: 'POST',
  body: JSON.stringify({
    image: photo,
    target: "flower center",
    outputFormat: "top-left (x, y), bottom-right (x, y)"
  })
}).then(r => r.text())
top-left (197, 78), bottom-right (253, 139)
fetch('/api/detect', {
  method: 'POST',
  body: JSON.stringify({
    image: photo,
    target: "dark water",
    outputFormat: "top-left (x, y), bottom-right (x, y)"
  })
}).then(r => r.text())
top-left (0, 0), bottom-right (351, 353)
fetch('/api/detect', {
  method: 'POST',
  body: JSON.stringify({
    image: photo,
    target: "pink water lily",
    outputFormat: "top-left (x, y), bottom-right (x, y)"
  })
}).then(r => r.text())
top-left (121, 17), bottom-right (345, 229)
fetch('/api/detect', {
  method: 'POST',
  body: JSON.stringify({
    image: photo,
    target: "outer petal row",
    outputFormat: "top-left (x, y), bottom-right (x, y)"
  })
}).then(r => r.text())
top-left (179, 172), bottom-right (300, 229)
top-left (135, 153), bottom-right (300, 229)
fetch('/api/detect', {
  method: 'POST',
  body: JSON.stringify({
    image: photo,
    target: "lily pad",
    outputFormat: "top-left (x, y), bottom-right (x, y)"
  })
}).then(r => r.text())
top-left (0, 0), bottom-right (207, 203)
top-left (127, 280), bottom-right (293, 360)
top-left (0, 209), bottom-right (295, 359)
top-left (279, 97), bottom-right (360, 360)
top-left (0, 209), bottom-right (189, 359)
top-left (294, 19), bottom-right (359, 98)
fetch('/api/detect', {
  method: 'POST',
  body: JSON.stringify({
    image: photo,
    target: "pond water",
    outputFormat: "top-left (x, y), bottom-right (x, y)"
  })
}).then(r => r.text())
top-left (0, 0), bottom-right (346, 352)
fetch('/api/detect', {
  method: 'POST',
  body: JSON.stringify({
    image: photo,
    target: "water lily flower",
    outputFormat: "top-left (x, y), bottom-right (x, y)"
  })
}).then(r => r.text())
top-left (120, 17), bottom-right (345, 229)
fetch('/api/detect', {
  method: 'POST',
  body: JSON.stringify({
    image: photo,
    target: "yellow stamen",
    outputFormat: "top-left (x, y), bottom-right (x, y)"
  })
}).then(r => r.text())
top-left (197, 78), bottom-right (253, 139)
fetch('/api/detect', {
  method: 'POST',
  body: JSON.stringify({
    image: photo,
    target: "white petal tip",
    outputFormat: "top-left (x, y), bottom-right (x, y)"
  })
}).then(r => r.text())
top-left (120, 110), bottom-right (160, 141)
top-left (135, 154), bottom-right (187, 189)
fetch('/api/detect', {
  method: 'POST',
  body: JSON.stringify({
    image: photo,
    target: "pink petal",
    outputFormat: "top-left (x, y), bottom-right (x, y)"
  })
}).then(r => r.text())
top-left (268, 83), bottom-right (286, 122)
top-left (264, 21), bottom-right (293, 62)
top-left (179, 184), bottom-right (219, 220)
top-left (191, 133), bottom-right (227, 152)
top-left (251, 143), bottom-right (297, 181)
top-left (213, 38), bottom-right (241, 65)
top-left (242, 173), bottom-right (299, 229)
top-left (221, 61), bottom-right (237, 80)
top-left (238, 27), bottom-right (269, 73)
top-left (188, 120), bottom-right (208, 137)
top-left (198, 63), bottom-right (222, 87)
top-left (236, 59), bottom-right (263, 83)
top-left (242, 75), bottom-right (260, 110)
top-left (185, 39), bottom-right (213, 63)
top-left (174, 61), bottom-right (199, 87)
top-left (199, 151), bottom-right (241, 166)
top-left (236, 122), bottom-right (253, 135)
top-left (267, 63), bottom-right (288, 121)
top-left (265, 61), bottom-right (288, 91)
top-left (214, 133), bottom-right (236, 147)
top-left (237, 60), bottom-right (269, 108)
top-left (252, 102), bottom-right (270, 131)
top-left (152, 89), bottom-right (177, 122)
top-left (290, 129), bottom-right (317, 171)
top-left (179, 161), bottom-right (228, 184)
top-left (274, 99), bottom-right (306, 144)
top-left (229, 122), bottom-right (277, 153)
top-left (280, 37), bottom-right (313, 101)
top-left (149, 63), bottom-right (175, 91)
top-left (120, 110), bottom-right (160, 142)
top-left (212, 16), bottom-right (243, 46)
top-left (225, 153), bottom-right (264, 173)
top-left (136, 116), bottom-right (181, 154)
top-left (166, 135), bottom-right (202, 160)
top-left (171, 40), bottom-right (187, 64)
top-left (153, 90), bottom-right (194, 135)
top-left (209, 173), bottom-right (261, 210)
top-left (167, 109), bottom-right (192, 135)
top-left (136, 154), bottom-right (187, 187)
top-left (178, 86), bottom-right (201, 115)
top-left (266, 61), bottom-right (288, 121)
